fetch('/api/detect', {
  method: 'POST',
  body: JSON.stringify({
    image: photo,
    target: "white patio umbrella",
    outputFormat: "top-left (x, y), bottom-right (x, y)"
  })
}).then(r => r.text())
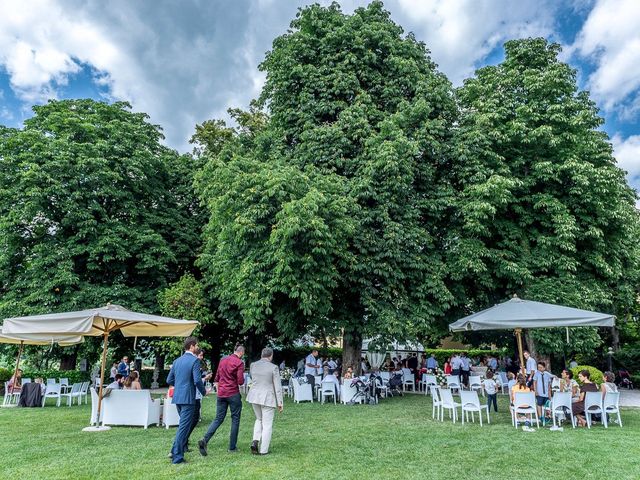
top-left (449, 295), bottom-right (615, 374)
top-left (0, 329), bottom-right (83, 400)
top-left (2, 304), bottom-right (198, 430)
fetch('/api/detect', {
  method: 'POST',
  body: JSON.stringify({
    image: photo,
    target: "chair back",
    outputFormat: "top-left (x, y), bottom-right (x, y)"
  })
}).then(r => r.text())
top-left (80, 381), bottom-right (90, 393)
top-left (446, 375), bottom-right (460, 387)
top-left (603, 392), bottom-right (620, 411)
top-left (430, 386), bottom-right (441, 403)
top-left (439, 388), bottom-right (455, 406)
top-left (585, 391), bottom-right (603, 412)
top-left (46, 378), bottom-right (56, 385)
top-left (45, 383), bottom-right (61, 395)
top-left (380, 372), bottom-right (390, 382)
top-left (401, 368), bottom-right (412, 380)
top-left (314, 375), bottom-right (322, 385)
top-left (60, 378), bottom-right (69, 386)
top-left (551, 376), bottom-right (561, 392)
top-left (551, 391), bottom-right (572, 411)
top-left (499, 372), bottom-right (509, 384)
top-left (425, 374), bottom-right (437, 386)
top-left (320, 380), bottom-right (336, 395)
top-left (71, 382), bottom-right (82, 394)
top-left (513, 391), bottom-right (535, 409)
top-left (469, 376), bottom-right (482, 387)
top-left (22, 378), bottom-right (32, 384)
top-left (460, 390), bottom-right (480, 408)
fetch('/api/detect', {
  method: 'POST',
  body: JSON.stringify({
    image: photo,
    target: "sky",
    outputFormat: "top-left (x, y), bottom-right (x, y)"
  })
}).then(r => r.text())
top-left (0, 0), bottom-right (639, 200)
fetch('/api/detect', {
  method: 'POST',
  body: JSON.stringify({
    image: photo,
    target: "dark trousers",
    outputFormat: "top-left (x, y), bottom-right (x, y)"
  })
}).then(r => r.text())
top-left (461, 370), bottom-right (470, 388)
top-left (487, 393), bottom-right (498, 412)
top-left (187, 398), bottom-right (202, 444)
top-left (306, 374), bottom-right (316, 389)
top-left (203, 393), bottom-right (242, 450)
top-left (171, 403), bottom-right (195, 463)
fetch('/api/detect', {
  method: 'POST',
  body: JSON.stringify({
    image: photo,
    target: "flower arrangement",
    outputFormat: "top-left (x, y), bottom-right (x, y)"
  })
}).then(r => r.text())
top-left (428, 368), bottom-right (448, 388)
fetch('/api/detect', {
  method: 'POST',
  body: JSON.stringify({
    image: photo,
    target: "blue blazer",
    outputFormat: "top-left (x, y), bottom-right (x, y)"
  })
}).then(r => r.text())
top-left (167, 352), bottom-right (206, 405)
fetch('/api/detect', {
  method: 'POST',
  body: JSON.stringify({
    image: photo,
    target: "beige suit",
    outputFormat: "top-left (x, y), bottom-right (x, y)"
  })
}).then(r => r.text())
top-left (247, 359), bottom-right (283, 454)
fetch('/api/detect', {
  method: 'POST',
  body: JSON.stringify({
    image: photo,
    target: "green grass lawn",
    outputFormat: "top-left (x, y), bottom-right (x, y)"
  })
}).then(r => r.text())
top-left (1, 393), bottom-right (639, 480)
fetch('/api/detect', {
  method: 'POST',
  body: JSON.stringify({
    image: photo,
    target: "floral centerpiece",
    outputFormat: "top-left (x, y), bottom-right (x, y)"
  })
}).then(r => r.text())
top-left (280, 367), bottom-right (294, 385)
top-left (427, 368), bottom-right (448, 388)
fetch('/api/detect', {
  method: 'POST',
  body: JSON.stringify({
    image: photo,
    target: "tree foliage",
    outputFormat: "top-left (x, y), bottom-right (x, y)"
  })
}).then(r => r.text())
top-left (195, 2), bottom-right (459, 365)
top-left (0, 99), bottom-right (204, 316)
top-left (452, 38), bottom-right (640, 354)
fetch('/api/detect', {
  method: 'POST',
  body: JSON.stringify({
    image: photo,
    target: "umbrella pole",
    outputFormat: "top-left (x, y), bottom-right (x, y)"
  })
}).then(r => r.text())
top-left (10, 341), bottom-right (24, 394)
top-left (96, 332), bottom-right (109, 424)
top-left (515, 329), bottom-right (525, 375)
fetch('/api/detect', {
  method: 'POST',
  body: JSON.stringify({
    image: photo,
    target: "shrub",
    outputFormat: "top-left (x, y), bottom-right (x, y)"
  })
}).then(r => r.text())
top-left (0, 367), bottom-right (12, 383)
top-left (571, 365), bottom-right (604, 385)
top-left (21, 369), bottom-right (90, 385)
top-left (614, 348), bottom-right (640, 373)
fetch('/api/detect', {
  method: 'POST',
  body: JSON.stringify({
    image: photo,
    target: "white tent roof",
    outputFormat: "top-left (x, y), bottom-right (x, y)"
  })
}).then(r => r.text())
top-left (449, 296), bottom-right (615, 332)
top-left (2, 304), bottom-right (198, 337)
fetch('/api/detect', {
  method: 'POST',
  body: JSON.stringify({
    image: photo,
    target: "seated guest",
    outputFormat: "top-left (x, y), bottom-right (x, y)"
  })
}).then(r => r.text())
top-left (323, 369), bottom-right (341, 396)
top-left (601, 371), bottom-right (618, 397)
top-left (7, 369), bottom-right (23, 393)
top-left (123, 371), bottom-right (142, 390)
top-left (107, 373), bottom-right (124, 390)
top-left (343, 366), bottom-right (354, 380)
top-left (572, 370), bottom-right (599, 427)
top-left (560, 369), bottom-right (579, 401)
top-left (507, 372), bottom-right (516, 394)
top-left (510, 373), bottom-right (531, 404)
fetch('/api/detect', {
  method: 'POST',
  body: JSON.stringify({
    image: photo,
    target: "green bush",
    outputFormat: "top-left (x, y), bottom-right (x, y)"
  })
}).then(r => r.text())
top-left (21, 369), bottom-right (90, 385)
top-left (571, 365), bottom-right (604, 385)
top-left (0, 367), bottom-right (12, 383)
top-left (614, 348), bottom-right (640, 373)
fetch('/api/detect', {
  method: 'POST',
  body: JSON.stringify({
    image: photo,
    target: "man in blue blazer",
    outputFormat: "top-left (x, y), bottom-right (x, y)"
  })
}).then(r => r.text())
top-left (167, 336), bottom-right (207, 464)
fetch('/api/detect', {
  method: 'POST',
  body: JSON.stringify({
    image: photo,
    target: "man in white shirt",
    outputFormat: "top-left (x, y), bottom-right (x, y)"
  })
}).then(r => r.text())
top-left (451, 354), bottom-right (462, 377)
top-left (524, 350), bottom-right (537, 386)
top-left (327, 358), bottom-right (338, 370)
top-left (304, 349), bottom-right (321, 389)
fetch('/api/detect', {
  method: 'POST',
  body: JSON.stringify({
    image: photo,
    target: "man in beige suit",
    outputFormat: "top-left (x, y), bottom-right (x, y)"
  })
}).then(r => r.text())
top-left (247, 347), bottom-right (283, 455)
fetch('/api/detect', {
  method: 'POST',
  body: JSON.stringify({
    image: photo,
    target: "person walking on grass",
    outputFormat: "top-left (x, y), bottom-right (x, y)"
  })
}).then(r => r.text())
top-left (167, 336), bottom-right (207, 464)
top-left (247, 347), bottom-right (284, 456)
top-left (199, 345), bottom-right (245, 456)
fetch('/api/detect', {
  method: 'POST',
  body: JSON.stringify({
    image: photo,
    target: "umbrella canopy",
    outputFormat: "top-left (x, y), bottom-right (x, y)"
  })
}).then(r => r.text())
top-left (449, 295), bottom-right (615, 376)
top-left (2, 304), bottom-right (198, 428)
top-left (0, 329), bottom-right (84, 346)
top-left (2, 304), bottom-right (198, 337)
top-left (0, 328), bottom-right (83, 397)
top-left (449, 297), bottom-right (615, 332)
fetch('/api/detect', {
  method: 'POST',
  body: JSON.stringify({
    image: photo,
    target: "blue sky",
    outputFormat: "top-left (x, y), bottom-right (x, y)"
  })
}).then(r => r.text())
top-left (0, 0), bottom-right (638, 200)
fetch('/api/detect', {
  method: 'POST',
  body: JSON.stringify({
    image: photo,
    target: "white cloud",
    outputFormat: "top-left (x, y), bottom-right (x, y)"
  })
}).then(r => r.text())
top-left (572, 0), bottom-right (640, 115)
top-left (393, 0), bottom-right (557, 84)
top-left (612, 133), bottom-right (640, 190)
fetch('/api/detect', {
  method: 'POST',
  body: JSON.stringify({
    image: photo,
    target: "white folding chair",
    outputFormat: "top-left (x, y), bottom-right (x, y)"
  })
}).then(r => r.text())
top-left (424, 375), bottom-right (437, 396)
top-left (551, 376), bottom-right (561, 393)
top-left (446, 375), bottom-right (461, 394)
top-left (603, 392), bottom-right (622, 428)
top-left (3, 381), bottom-right (20, 406)
top-left (341, 378), bottom-right (362, 404)
top-left (46, 378), bottom-right (57, 385)
top-left (380, 372), bottom-right (390, 385)
top-left (401, 369), bottom-right (415, 392)
top-left (60, 382), bottom-right (83, 406)
top-left (584, 391), bottom-right (604, 428)
top-left (42, 383), bottom-right (62, 407)
top-left (469, 376), bottom-right (484, 397)
top-left (21, 378), bottom-right (32, 385)
top-left (418, 373), bottom-right (427, 392)
top-left (498, 372), bottom-right (509, 394)
top-left (320, 380), bottom-right (337, 404)
top-left (545, 391), bottom-right (575, 428)
top-left (59, 378), bottom-right (70, 394)
top-left (460, 390), bottom-right (490, 426)
top-left (430, 386), bottom-right (442, 419)
top-left (512, 392), bottom-right (539, 429)
top-left (79, 381), bottom-right (90, 404)
top-left (292, 378), bottom-right (313, 403)
top-left (438, 388), bottom-right (460, 423)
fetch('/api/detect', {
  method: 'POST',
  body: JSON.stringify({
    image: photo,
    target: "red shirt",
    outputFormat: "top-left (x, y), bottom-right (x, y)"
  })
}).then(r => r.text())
top-left (215, 354), bottom-right (245, 398)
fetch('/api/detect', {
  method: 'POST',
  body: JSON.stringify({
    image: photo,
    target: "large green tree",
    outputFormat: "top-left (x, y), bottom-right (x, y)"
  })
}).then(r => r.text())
top-left (0, 99), bottom-right (204, 367)
top-left (196, 2), bottom-right (458, 370)
top-left (451, 38), bottom-right (640, 362)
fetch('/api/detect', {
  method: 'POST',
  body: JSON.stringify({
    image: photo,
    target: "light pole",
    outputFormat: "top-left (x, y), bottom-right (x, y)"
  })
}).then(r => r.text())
top-left (607, 347), bottom-right (614, 372)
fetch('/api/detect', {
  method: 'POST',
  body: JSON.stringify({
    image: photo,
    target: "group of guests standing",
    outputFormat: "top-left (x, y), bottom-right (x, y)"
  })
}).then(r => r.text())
top-left (167, 338), bottom-right (284, 465)
top-left (106, 355), bottom-right (142, 391)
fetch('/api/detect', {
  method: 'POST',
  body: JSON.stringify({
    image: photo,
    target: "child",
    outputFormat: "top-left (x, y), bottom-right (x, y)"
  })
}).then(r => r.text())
top-left (512, 373), bottom-right (535, 432)
top-left (483, 371), bottom-right (498, 412)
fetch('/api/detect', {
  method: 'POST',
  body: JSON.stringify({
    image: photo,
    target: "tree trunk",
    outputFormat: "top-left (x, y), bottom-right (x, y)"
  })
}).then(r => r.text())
top-left (611, 326), bottom-right (620, 351)
top-left (342, 330), bottom-right (362, 376)
top-left (155, 353), bottom-right (165, 372)
top-left (524, 330), bottom-right (550, 370)
top-left (59, 345), bottom-right (79, 370)
top-left (245, 330), bottom-right (262, 364)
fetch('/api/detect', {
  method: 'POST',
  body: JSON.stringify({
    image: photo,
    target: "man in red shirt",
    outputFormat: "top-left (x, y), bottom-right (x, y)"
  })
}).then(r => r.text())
top-left (198, 345), bottom-right (245, 455)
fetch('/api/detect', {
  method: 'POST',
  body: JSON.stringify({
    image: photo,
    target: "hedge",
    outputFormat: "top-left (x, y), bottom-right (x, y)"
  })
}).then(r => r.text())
top-left (571, 365), bottom-right (604, 385)
top-left (274, 347), bottom-right (502, 369)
